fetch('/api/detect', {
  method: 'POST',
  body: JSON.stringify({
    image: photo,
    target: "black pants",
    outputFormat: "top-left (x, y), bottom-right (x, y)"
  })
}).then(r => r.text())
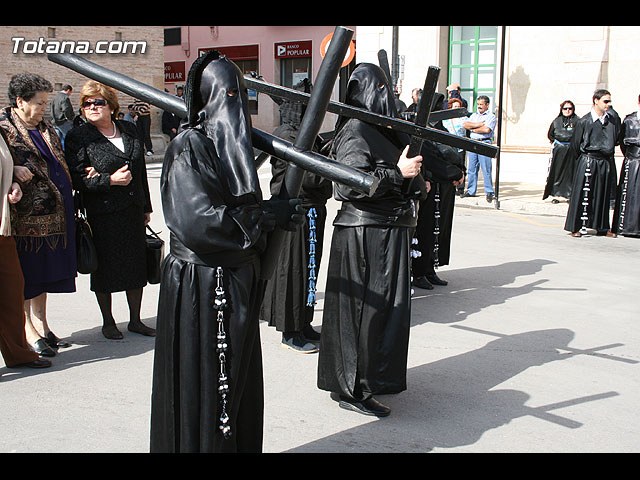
top-left (136, 115), bottom-right (153, 153)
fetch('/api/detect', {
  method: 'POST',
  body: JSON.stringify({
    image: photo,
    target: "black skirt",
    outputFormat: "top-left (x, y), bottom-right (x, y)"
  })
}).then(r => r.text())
top-left (543, 142), bottom-right (574, 200)
top-left (88, 203), bottom-right (147, 293)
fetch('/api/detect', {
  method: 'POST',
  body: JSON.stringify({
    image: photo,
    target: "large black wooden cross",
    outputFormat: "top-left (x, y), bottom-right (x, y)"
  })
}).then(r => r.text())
top-left (47, 26), bottom-right (499, 279)
top-left (48, 27), bottom-right (369, 278)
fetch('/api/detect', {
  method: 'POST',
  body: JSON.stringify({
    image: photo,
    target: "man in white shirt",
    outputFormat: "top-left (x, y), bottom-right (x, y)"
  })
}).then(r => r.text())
top-left (461, 95), bottom-right (497, 202)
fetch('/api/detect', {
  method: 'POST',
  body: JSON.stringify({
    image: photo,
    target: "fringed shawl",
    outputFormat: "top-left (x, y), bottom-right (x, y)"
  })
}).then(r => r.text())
top-left (0, 107), bottom-right (71, 251)
top-left (0, 130), bottom-right (14, 236)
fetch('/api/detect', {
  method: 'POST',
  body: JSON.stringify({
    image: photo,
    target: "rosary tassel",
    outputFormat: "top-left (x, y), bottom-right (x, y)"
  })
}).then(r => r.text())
top-left (579, 158), bottom-right (592, 235)
top-left (213, 266), bottom-right (232, 439)
top-left (432, 183), bottom-right (441, 270)
top-left (618, 159), bottom-right (630, 233)
top-left (306, 208), bottom-right (318, 307)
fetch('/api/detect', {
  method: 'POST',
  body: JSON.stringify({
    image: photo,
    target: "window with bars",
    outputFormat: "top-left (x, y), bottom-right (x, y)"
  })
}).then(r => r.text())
top-left (448, 26), bottom-right (498, 110)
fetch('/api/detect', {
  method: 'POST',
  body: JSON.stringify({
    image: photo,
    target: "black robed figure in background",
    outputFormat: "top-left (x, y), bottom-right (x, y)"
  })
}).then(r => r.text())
top-left (260, 79), bottom-right (332, 353)
top-left (543, 100), bottom-right (579, 202)
top-left (613, 105), bottom-right (640, 237)
top-left (317, 63), bottom-right (455, 417)
top-left (150, 51), bottom-right (302, 453)
top-left (412, 93), bottom-right (465, 289)
top-left (564, 90), bottom-right (620, 237)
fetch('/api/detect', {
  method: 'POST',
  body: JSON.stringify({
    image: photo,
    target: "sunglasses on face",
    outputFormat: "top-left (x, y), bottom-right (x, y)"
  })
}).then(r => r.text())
top-left (82, 99), bottom-right (108, 109)
top-left (562, 107), bottom-right (573, 110)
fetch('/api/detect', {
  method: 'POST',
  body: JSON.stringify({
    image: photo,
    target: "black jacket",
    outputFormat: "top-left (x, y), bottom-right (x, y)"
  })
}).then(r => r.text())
top-left (65, 119), bottom-right (152, 216)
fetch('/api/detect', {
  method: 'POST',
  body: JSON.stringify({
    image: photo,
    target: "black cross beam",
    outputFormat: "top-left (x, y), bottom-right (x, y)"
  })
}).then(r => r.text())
top-left (407, 65), bottom-right (440, 156)
top-left (247, 76), bottom-right (467, 124)
top-left (46, 43), bottom-right (376, 198)
top-left (377, 49), bottom-right (393, 87)
top-left (259, 26), bottom-right (354, 278)
top-left (379, 49), bottom-right (467, 125)
top-left (47, 27), bottom-right (364, 281)
top-left (401, 65), bottom-right (441, 194)
top-left (245, 77), bottom-right (495, 157)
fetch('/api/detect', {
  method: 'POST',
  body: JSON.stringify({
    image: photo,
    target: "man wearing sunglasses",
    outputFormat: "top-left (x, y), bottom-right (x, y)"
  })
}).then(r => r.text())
top-left (564, 89), bottom-right (621, 237)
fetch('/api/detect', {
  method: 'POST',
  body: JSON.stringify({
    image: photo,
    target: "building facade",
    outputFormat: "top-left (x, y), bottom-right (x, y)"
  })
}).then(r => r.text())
top-left (163, 26), bottom-right (356, 134)
top-left (358, 26), bottom-right (639, 183)
top-left (1, 25), bottom-right (636, 186)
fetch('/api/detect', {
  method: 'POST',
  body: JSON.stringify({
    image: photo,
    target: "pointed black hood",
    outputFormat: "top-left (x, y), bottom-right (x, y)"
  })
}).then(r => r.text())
top-left (335, 63), bottom-right (403, 147)
top-left (343, 63), bottom-right (398, 117)
top-left (183, 50), bottom-right (258, 198)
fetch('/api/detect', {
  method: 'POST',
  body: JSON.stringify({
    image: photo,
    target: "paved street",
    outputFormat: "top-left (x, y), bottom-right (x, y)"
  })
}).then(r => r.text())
top-left (1, 159), bottom-right (639, 453)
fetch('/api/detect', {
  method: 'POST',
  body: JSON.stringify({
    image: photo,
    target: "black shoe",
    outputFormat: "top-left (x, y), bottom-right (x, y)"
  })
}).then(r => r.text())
top-left (460, 191), bottom-right (476, 198)
top-left (426, 273), bottom-right (448, 286)
top-left (8, 357), bottom-right (52, 369)
top-left (45, 331), bottom-right (71, 349)
top-left (302, 325), bottom-right (321, 343)
top-left (412, 276), bottom-right (433, 290)
top-left (25, 357), bottom-right (52, 368)
top-left (338, 396), bottom-right (390, 417)
top-left (282, 332), bottom-right (319, 353)
top-left (30, 338), bottom-right (56, 357)
top-left (486, 193), bottom-right (494, 202)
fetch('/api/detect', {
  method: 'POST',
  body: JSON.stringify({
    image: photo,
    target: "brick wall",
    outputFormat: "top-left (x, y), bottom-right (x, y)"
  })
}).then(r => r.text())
top-left (0, 26), bottom-right (164, 133)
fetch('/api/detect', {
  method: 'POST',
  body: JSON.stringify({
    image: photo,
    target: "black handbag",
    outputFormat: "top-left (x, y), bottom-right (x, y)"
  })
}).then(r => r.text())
top-left (74, 191), bottom-right (98, 274)
top-left (145, 225), bottom-right (164, 284)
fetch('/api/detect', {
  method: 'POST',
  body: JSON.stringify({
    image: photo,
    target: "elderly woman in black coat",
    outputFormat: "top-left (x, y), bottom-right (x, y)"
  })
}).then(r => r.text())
top-left (65, 81), bottom-right (155, 340)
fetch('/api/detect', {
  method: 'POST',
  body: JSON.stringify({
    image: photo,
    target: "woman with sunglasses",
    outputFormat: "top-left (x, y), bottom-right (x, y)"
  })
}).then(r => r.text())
top-left (543, 100), bottom-right (579, 203)
top-left (65, 81), bottom-right (155, 339)
top-left (0, 73), bottom-right (77, 358)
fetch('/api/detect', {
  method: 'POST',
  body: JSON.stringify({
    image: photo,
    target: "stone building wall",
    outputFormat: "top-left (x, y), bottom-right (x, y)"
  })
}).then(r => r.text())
top-left (0, 26), bottom-right (164, 134)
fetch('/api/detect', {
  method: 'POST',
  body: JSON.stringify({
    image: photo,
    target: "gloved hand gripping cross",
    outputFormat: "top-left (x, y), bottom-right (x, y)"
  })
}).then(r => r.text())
top-left (262, 198), bottom-right (305, 232)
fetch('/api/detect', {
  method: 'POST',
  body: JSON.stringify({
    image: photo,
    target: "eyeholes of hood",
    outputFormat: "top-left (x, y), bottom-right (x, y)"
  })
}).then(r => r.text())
top-left (227, 88), bottom-right (239, 97)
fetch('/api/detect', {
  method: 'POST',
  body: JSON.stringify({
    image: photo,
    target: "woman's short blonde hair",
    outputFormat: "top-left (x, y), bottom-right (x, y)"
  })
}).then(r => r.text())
top-left (79, 80), bottom-right (120, 117)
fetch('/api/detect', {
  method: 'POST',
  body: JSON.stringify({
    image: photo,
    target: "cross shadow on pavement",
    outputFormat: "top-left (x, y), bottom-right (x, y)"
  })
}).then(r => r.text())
top-left (285, 327), bottom-right (620, 452)
top-left (410, 259), bottom-right (584, 326)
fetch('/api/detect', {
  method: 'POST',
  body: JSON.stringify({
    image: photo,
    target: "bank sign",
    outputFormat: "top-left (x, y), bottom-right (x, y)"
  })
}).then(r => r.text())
top-left (164, 61), bottom-right (185, 83)
top-left (274, 40), bottom-right (312, 59)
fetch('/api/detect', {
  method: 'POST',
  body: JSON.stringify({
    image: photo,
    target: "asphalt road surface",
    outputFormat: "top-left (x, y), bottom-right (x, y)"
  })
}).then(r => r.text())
top-left (2, 162), bottom-right (638, 453)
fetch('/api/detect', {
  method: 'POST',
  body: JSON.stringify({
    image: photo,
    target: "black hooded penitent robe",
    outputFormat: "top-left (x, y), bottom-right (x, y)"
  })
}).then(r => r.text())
top-left (317, 63), bottom-right (431, 400)
top-left (260, 81), bottom-right (333, 334)
top-left (150, 51), bottom-right (273, 453)
top-left (564, 111), bottom-right (620, 234)
top-left (411, 93), bottom-right (464, 277)
top-left (543, 113), bottom-right (579, 200)
top-left (412, 141), bottom-right (464, 276)
top-left (612, 111), bottom-right (640, 236)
